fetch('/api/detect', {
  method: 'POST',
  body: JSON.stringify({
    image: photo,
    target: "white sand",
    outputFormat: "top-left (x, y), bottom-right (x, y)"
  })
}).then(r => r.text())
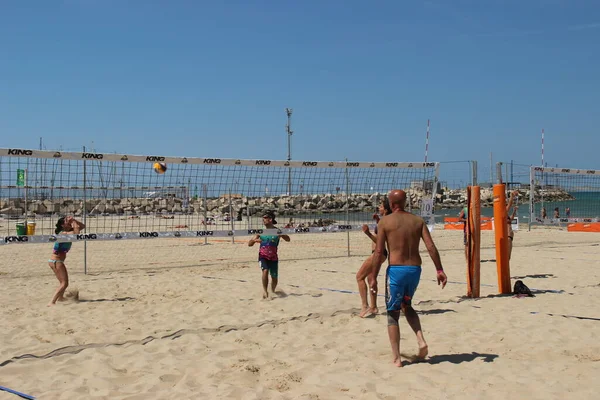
top-left (0, 227), bottom-right (599, 399)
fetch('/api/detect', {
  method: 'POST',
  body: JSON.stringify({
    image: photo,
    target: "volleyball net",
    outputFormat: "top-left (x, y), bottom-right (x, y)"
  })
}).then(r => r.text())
top-left (0, 148), bottom-right (440, 246)
top-left (529, 166), bottom-right (600, 231)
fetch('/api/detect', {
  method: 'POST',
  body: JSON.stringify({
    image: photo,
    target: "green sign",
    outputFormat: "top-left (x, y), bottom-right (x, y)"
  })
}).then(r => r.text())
top-left (16, 169), bottom-right (25, 187)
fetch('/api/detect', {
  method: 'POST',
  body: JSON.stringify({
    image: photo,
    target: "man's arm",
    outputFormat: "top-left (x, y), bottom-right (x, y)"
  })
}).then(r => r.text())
top-left (279, 234), bottom-right (291, 242)
top-left (248, 235), bottom-right (261, 246)
top-left (421, 221), bottom-right (447, 288)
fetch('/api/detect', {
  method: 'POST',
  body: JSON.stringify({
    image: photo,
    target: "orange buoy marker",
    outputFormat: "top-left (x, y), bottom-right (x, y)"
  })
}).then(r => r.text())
top-left (493, 184), bottom-right (511, 294)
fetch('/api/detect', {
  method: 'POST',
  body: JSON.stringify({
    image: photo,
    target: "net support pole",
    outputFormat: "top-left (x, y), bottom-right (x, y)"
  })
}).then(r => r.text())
top-left (529, 167), bottom-right (534, 232)
top-left (467, 186), bottom-right (481, 298)
top-left (229, 189), bottom-right (234, 244)
top-left (466, 187), bottom-right (472, 297)
top-left (432, 163), bottom-right (440, 227)
top-left (493, 184), bottom-right (511, 294)
top-left (203, 184), bottom-right (208, 245)
top-left (246, 198), bottom-right (251, 230)
top-left (345, 159), bottom-right (350, 257)
top-left (82, 146), bottom-right (88, 275)
top-left (24, 168), bottom-right (28, 231)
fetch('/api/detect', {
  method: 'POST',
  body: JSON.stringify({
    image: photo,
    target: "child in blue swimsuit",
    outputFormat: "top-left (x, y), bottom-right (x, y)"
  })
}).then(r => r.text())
top-left (47, 216), bottom-right (85, 305)
top-left (248, 211), bottom-right (290, 299)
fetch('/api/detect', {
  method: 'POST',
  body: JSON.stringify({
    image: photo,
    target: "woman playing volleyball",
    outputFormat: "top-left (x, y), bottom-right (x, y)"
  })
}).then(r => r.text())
top-left (356, 197), bottom-right (392, 317)
top-left (47, 216), bottom-right (85, 306)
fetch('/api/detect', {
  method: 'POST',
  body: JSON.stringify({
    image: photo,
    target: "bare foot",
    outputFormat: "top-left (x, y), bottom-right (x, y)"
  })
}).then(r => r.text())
top-left (47, 302), bottom-right (56, 307)
top-left (359, 307), bottom-right (371, 318)
top-left (393, 356), bottom-right (403, 367)
top-left (417, 344), bottom-right (429, 360)
top-left (262, 291), bottom-right (269, 299)
top-left (369, 307), bottom-right (379, 315)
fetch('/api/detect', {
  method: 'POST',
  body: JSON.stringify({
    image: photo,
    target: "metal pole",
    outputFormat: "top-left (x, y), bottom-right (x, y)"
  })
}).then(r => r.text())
top-left (246, 178), bottom-right (251, 230)
top-left (432, 163), bottom-right (440, 228)
top-left (496, 162), bottom-right (503, 184)
top-left (203, 184), bottom-right (208, 245)
top-left (229, 189), bottom-right (234, 244)
top-left (424, 119), bottom-right (430, 162)
top-left (345, 158), bottom-right (350, 257)
top-left (24, 168), bottom-right (28, 225)
top-left (83, 146), bottom-right (88, 275)
top-left (23, 168), bottom-right (28, 233)
top-left (510, 160), bottom-right (514, 187)
top-left (471, 161), bottom-right (478, 186)
top-left (490, 152), bottom-right (493, 184)
top-left (285, 108), bottom-right (293, 196)
top-left (529, 167), bottom-right (534, 231)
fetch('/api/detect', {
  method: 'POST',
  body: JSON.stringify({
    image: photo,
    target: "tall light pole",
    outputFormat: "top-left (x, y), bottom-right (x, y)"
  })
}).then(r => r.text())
top-left (285, 108), bottom-right (293, 195)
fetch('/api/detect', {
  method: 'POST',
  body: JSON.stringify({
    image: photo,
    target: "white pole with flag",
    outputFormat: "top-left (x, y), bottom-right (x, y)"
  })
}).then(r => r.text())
top-left (424, 119), bottom-right (430, 162)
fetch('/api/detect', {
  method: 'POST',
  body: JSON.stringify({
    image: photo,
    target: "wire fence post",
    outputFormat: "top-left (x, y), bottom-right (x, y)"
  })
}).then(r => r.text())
top-left (203, 184), bottom-right (208, 245)
top-left (82, 145), bottom-right (88, 275)
top-left (229, 189), bottom-right (234, 244)
top-left (345, 158), bottom-right (350, 257)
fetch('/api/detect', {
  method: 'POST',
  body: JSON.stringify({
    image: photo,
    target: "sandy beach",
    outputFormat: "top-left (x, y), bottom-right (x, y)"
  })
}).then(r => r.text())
top-left (1, 227), bottom-right (599, 399)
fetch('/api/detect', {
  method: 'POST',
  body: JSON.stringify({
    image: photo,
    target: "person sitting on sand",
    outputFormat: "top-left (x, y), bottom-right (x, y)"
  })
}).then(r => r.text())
top-left (356, 197), bottom-right (392, 317)
top-left (370, 190), bottom-right (448, 367)
top-left (47, 216), bottom-right (85, 306)
top-left (248, 211), bottom-right (291, 299)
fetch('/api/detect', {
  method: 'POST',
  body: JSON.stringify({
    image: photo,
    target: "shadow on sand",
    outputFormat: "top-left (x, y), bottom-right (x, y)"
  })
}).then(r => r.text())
top-left (512, 273), bottom-right (555, 279)
top-left (78, 297), bottom-right (136, 303)
top-left (404, 352), bottom-right (498, 366)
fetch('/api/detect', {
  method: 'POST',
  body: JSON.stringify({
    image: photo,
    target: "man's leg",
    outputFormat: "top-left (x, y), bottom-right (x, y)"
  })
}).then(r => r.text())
top-left (270, 261), bottom-right (279, 293)
top-left (356, 256), bottom-right (372, 317)
top-left (402, 304), bottom-right (428, 359)
top-left (387, 310), bottom-right (402, 367)
top-left (261, 268), bottom-right (269, 299)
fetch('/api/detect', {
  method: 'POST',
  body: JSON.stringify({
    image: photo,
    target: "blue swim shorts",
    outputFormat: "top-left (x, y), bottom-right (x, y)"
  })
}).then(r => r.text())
top-left (259, 259), bottom-right (279, 278)
top-left (385, 265), bottom-right (422, 311)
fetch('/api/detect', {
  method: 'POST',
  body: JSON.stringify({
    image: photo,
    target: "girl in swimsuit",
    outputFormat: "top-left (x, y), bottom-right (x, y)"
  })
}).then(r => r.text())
top-left (48, 216), bottom-right (85, 306)
top-left (357, 197), bottom-right (392, 317)
top-left (506, 190), bottom-right (518, 260)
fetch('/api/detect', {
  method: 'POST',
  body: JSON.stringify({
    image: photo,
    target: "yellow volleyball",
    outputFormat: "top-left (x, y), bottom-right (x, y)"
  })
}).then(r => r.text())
top-left (153, 162), bottom-right (167, 174)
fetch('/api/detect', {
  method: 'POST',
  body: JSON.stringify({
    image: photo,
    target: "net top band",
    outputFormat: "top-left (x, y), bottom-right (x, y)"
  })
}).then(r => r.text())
top-left (0, 148), bottom-right (438, 169)
top-left (532, 166), bottom-right (599, 176)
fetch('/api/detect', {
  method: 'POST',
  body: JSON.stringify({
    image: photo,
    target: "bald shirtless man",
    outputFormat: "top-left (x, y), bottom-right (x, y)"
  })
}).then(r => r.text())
top-left (369, 189), bottom-right (448, 367)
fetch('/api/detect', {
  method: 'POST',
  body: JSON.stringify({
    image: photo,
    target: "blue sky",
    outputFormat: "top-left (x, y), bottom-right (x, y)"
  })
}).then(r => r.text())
top-left (1, 0), bottom-right (599, 175)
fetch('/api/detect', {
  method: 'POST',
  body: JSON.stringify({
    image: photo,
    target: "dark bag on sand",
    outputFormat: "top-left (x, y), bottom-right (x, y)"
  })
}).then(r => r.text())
top-left (513, 280), bottom-right (535, 297)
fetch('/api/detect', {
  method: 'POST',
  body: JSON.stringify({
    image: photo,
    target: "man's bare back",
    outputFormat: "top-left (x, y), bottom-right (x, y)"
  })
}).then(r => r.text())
top-left (379, 211), bottom-right (425, 267)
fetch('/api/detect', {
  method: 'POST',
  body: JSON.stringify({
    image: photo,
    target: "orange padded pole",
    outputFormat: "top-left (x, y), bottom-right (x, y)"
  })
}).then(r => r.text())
top-left (469, 186), bottom-right (481, 298)
top-left (466, 187), bottom-right (472, 297)
top-left (493, 184), bottom-right (511, 294)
